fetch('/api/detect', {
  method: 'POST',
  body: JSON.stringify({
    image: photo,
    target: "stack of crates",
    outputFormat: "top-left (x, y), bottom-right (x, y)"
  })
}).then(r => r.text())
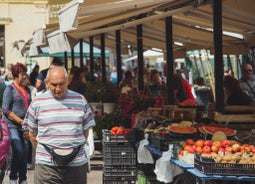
top-left (102, 129), bottom-right (137, 184)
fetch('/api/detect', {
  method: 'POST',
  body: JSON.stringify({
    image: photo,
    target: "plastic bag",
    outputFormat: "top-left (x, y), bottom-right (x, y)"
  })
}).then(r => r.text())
top-left (87, 129), bottom-right (94, 156)
top-left (137, 134), bottom-right (154, 164)
top-left (84, 141), bottom-right (91, 173)
top-left (84, 129), bottom-right (94, 173)
top-left (154, 144), bottom-right (183, 183)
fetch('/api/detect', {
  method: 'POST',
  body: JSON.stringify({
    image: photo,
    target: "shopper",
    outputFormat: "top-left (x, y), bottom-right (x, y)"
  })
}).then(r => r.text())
top-left (23, 66), bottom-right (95, 184)
top-left (2, 63), bottom-right (31, 184)
top-left (239, 63), bottom-right (255, 102)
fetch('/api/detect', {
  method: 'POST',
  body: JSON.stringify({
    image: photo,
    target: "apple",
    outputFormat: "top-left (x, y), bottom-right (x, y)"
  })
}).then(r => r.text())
top-left (212, 141), bottom-right (221, 147)
top-left (188, 147), bottom-right (196, 154)
top-left (186, 139), bottom-right (194, 146)
top-left (221, 140), bottom-right (231, 148)
top-left (195, 146), bottom-right (203, 154)
top-left (179, 150), bottom-right (185, 156)
top-left (195, 139), bottom-right (205, 148)
top-left (204, 140), bottom-right (212, 147)
top-left (232, 143), bottom-right (241, 153)
top-left (184, 145), bottom-right (192, 151)
top-left (243, 145), bottom-right (252, 153)
top-left (225, 146), bottom-right (233, 153)
top-left (202, 145), bottom-right (211, 154)
top-left (211, 145), bottom-right (219, 153)
top-left (218, 147), bottom-right (225, 155)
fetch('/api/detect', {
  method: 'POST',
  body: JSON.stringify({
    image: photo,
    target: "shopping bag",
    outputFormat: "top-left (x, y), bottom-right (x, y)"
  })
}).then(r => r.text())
top-left (137, 134), bottom-right (154, 164)
top-left (87, 129), bottom-right (94, 157)
top-left (154, 145), bottom-right (174, 183)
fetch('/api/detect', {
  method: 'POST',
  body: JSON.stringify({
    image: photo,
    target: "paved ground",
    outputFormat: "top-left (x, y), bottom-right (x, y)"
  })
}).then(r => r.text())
top-left (2, 151), bottom-right (103, 184)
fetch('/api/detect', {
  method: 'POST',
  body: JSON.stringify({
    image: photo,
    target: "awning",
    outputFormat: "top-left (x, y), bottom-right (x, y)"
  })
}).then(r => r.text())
top-left (25, 41), bottom-right (110, 58)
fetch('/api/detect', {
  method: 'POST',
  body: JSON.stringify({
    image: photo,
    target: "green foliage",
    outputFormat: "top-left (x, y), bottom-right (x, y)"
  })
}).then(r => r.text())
top-left (84, 81), bottom-right (119, 103)
top-left (93, 110), bottom-right (131, 139)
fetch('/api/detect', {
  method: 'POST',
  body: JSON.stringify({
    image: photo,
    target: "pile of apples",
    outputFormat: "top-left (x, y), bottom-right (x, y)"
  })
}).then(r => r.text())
top-left (179, 139), bottom-right (255, 156)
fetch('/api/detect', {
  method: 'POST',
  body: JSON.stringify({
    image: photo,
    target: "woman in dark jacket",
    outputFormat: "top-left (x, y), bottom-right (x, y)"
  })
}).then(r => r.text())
top-left (2, 63), bottom-right (31, 184)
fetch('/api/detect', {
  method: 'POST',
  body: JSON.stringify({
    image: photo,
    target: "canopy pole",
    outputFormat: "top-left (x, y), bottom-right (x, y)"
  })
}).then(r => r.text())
top-left (115, 30), bottom-right (122, 86)
top-left (213, 0), bottom-right (224, 112)
top-left (165, 16), bottom-right (174, 105)
top-left (100, 33), bottom-right (106, 82)
top-left (89, 36), bottom-right (95, 82)
top-left (79, 39), bottom-right (84, 67)
top-left (64, 51), bottom-right (68, 70)
top-left (71, 48), bottom-right (75, 67)
top-left (137, 24), bottom-right (144, 91)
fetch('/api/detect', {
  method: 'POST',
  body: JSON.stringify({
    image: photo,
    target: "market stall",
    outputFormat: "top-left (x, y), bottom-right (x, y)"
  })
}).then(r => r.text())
top-left (131, 104), bottom-right (255, 184)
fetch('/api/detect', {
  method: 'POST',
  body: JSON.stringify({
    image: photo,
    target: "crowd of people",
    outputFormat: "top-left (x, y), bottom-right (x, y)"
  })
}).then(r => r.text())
top-left (0, 58), bottom-right (254, 184)
top-left (0, 59), bottom-right (95, 184)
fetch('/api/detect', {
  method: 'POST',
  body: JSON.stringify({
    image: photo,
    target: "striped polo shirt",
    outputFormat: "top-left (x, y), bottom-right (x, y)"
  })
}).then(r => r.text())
top-left (23, 89), bottom-right (95, 166)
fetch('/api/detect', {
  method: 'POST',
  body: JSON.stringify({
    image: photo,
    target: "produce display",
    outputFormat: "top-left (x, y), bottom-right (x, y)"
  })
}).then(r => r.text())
top-left (110, 126), bottom-right (130, 135)
top-left (179, 137), bottom-right (255, 164)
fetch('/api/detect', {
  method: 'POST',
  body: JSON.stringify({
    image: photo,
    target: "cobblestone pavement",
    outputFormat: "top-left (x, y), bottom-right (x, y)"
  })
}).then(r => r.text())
top-left (2, 165), bottom-right (103, 184)
top-left (2, 167), bottom-right (103, 184)
top-left (2, 151), bottom-right (103, 184)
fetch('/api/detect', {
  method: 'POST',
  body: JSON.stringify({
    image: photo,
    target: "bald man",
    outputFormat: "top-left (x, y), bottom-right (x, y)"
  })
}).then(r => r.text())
top-left (23, 66), bottom-right (95, 184)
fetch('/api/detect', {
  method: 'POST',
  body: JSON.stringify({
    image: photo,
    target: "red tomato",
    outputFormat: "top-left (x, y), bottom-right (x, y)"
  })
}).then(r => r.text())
top-left (117, 128), bottom-right (125, 134)
top-left (111, 126), bottom-right (118, 135)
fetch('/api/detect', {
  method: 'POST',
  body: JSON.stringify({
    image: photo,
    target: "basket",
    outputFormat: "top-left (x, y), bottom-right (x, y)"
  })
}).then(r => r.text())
top-left (103, 165), bottom-right (136, 177)
top-left (102, 129), bottom-right (135, 143)
top-left (103, 175), bottom-right (136, 184)
top-left (194, 154), bottom-right (255, 176)
top-left (103, 142), bottom-right (136, 165)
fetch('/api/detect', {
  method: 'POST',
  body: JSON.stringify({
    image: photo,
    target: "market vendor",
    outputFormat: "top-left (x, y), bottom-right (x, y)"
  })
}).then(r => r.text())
top-left (224, 75), bottom-right (253, 105)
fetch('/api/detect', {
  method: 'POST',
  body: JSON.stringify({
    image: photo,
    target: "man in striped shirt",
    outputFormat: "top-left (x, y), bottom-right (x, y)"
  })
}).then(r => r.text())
top-left (23, 66), bottom-right (95, 184)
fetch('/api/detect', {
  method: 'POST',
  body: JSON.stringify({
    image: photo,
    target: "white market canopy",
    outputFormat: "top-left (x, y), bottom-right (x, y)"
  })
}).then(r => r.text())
top-left (18, 0), bottom-right (255, 58)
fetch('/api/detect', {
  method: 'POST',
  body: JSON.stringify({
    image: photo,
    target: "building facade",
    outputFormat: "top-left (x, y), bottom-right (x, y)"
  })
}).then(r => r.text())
top-left (0, 0), bottom-right (68, 70)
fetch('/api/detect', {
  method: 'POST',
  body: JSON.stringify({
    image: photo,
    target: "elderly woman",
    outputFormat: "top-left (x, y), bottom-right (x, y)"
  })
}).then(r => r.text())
top-left (2, 63), bottom-right (31, 184)
top-left (224, 75), bottom-right (253, 105)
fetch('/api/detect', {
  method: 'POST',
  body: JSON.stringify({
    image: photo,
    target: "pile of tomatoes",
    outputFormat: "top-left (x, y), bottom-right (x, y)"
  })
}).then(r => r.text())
top-left (110, 126), bottom-right (127, 135)
top-left (179, 139), bottom-right (255, 156)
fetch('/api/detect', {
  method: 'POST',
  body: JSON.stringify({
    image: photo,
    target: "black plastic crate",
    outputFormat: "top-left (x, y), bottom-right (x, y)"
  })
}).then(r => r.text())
top-left (194, 154), bottom-right (255, 176)
top-left (103, 175), bottom-right (136, 184)
top-left (149, 133), bottom-right (184, 152)
top-left (103, 165), bottom-right (136, 177)
top-left (149, 133), bottom-right (172, 151)
top-left (102, 129), bottom-right (135, 143)
top-left (103, 142), bottom-right (136, 165)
